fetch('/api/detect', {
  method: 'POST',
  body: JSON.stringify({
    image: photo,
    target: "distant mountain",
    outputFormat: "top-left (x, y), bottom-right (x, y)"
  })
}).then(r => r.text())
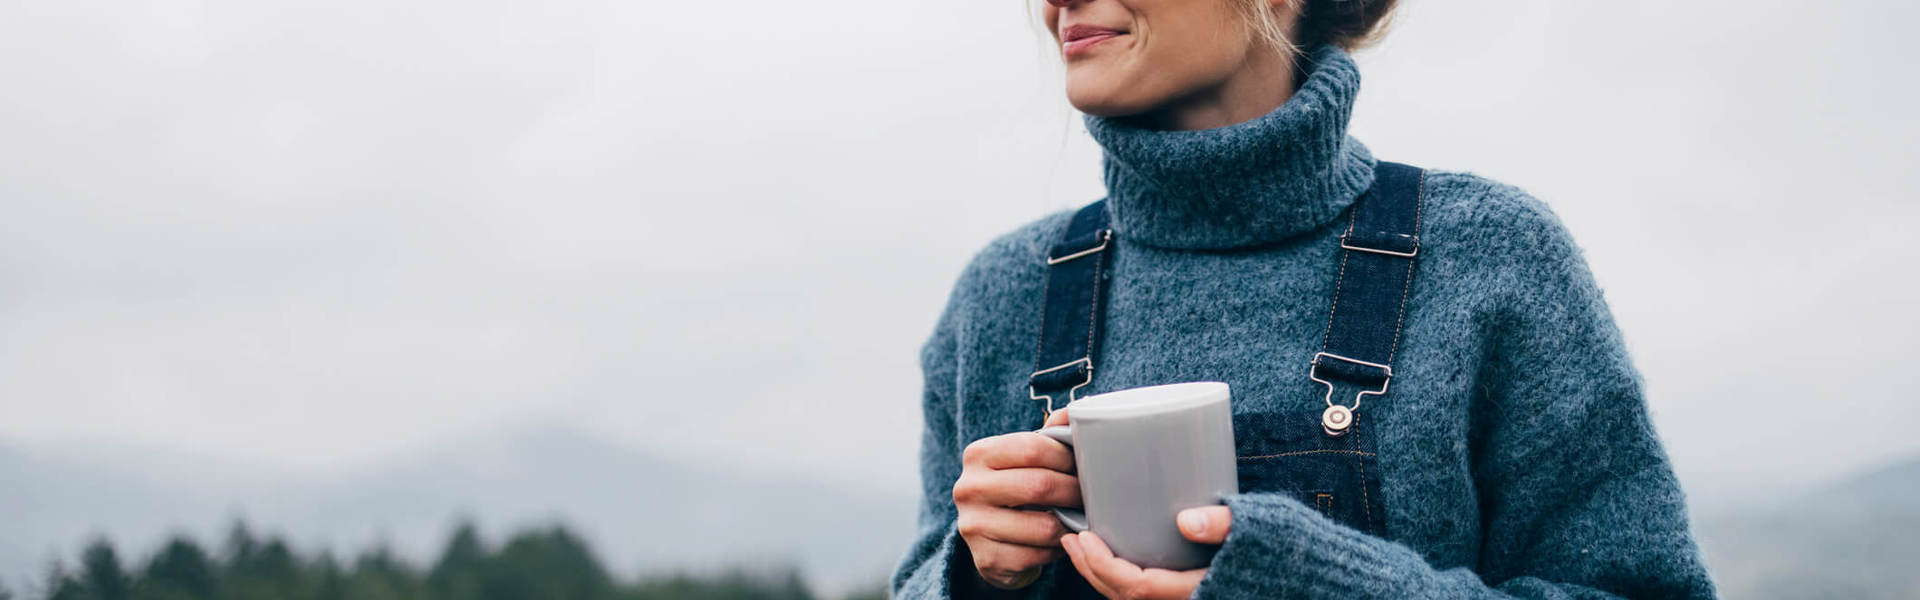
top-left (0, 425), bottom-right (916, 596)
top-left (13, 428), bottom-right (1912, 599)
top-left (1695, 457), bottom-right (1920, 599)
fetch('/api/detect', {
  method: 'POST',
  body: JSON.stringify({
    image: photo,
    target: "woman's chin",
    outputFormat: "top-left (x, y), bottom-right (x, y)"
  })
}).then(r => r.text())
top-left (1064, 85), bottom-right (1160, 118)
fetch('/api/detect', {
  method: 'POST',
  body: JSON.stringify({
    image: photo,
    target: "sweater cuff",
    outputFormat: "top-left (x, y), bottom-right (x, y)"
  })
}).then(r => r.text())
top-left (1191, 492), bottom-right (1438, 599)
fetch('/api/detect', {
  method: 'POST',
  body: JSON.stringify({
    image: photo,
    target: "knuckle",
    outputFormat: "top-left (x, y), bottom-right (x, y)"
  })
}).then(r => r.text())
top-left (951, 477), bottom-right (980, 504)
top-left (1036, 513), bottom-right (1066, 539)
top-left (961, 438), bottom-right (991, 464)
top-left (1024, 522), bottom-right (1061, 547)
top-left (986, 566), bottom-right (1035, 589)
top-left (1023, 473), bottom-right (1059, 502)
top-left (1014, 438), bottom-right (1051, 467)
top-left (976, 554), bottom-right (1009, 576)
top-left (974, 559), bottom-right (1001, 580)
top-left (955, 513), bottom-right (982, 538)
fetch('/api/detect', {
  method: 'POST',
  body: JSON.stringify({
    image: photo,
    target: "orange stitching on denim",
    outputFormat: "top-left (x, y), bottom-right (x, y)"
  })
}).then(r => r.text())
top-left (1316, 493), bottom-right (1334, 517)
top-left (1317, 208), bottom-right (1359, 355)
top-left (1084, 231), bottom-right (1104, 384)
top-left (1236, 449), bottom-right (1377, 460)
top-left (1032, 220), bottom-right (1107, 415)
top-left (1354, 423), bottom-right (1375, 528)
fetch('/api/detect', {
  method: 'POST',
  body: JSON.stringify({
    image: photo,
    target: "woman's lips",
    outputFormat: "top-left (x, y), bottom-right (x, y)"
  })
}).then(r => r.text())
top-left (1063, 32), bottom-right (1122, 55)
top-left (1060, 25), bottom-right (1126, 57)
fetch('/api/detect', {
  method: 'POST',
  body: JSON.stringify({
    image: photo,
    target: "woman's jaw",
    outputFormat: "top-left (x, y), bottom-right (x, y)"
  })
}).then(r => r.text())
top-left (1046, 0), bottom-right (1301, 131)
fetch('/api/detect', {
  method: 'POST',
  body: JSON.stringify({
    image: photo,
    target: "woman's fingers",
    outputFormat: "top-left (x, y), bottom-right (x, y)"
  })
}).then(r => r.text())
top-left (998, 467), bottom-right (1090, 507)
top-left (1176, 505), bottom-right (1233, 544)
top-left (962, 432), bottom-right (1076, 472)
top-left (1064, 532), bottom-right (1207, 600)
top-left (1070, 531), bottom-right (1146, 596)
top-left (956, 467), bottom-right (1082, 508)
top-left (1060, 532), bottom-right (1119, 599)
top-left (1043, 406), bottom-right (1071, 427)
top-left (960, 510), bottom-right (1065, 589)
top-left (952, 421), bottom-right (1085, 590)
top-left (956, 506), bottom-right (1070, 547)
top-left (972, 541), bottom-right (1061, 590)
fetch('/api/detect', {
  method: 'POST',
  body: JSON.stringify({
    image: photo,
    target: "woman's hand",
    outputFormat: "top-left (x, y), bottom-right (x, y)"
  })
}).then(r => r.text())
top-left (1059, 505), bottom-right (1233, 600)
top-left (952, 408), bottom-right (1082, 589)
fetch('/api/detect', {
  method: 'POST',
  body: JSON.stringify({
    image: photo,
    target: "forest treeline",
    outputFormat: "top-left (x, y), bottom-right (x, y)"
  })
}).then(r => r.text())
top-left (2, 521), bottom-right (886, 600)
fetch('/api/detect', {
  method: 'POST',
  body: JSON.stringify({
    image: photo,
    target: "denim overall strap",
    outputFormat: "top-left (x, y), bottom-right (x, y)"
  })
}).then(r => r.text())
top-left (1310, 161), bottom-right (1426, 436)
top-left (1029, 200), bottom-right (1115, 416)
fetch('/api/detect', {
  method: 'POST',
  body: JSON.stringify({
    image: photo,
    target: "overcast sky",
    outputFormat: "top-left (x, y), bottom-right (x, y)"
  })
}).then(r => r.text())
top-left (2, 0), bottom-right (1915, 502)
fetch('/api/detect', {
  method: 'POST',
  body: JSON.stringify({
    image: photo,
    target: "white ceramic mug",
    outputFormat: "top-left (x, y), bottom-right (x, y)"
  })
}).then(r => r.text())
top-left (1036, 381), bottom-right (1238, 570)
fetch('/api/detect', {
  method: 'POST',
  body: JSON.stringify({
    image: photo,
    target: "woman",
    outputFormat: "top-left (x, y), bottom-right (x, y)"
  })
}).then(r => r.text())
top-left (892, 0), bottom-right (1717, 598)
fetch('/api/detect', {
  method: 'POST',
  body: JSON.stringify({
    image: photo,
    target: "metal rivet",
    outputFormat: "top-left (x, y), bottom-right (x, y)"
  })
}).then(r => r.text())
top-left (1322, 405), bottom-right (1353, 437)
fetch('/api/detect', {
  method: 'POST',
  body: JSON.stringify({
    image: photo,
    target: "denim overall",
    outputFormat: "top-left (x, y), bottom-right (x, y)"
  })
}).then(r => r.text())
top-left (1025, 162), bottom-right (1425, 597)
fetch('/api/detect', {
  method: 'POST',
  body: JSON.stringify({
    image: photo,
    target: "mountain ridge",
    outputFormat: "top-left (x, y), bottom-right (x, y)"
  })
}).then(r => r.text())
top-left (0, 422), bottom-right (916, 596)
top-left (1695, 454), bottom-right (1920, 599)
top-left (9, 428), bottom-right (1916, 597)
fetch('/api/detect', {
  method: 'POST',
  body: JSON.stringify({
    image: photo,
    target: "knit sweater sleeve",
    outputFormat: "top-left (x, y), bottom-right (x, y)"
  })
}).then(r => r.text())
top-left (889, 270), bottom-right (974, 599)
top-left (891, 237), bottom-right (1071, 600)
top-left (890, 369), bottom-right (1071, 600)
top-left (1190, 193), bottom-right (1717, 599)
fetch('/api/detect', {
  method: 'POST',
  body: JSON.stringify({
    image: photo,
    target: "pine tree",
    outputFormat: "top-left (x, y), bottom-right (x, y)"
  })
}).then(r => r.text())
top-left (42, 560), bottom-right (85, 600)
top-left (80, 538), bottom-right (131, 600)
top-left (221, 520), bottom-right (259, 575)
top-left (487, 525), bottom-right (613, 599)
top-left (347, 544), bottom-right (424, 600)
top-left (142, 536), bottom-right (218, 597)
top-left (309, 551), bottom-right (348, 600)
top-left (427, 520), bottom-right (487, 600)
top-left (35, 519), bottom-right (867, 600)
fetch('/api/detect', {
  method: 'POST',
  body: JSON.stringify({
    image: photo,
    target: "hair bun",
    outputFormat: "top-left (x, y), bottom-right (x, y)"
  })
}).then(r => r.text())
top-left (1299, 0), bottom-right (1398, 50)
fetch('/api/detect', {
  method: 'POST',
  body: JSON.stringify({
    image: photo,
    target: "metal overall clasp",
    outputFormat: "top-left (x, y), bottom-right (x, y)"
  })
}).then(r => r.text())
top-left (1029, 357), bottom-right (1092, 417)
top-left (1308, 352), bottom-right (1392, 437)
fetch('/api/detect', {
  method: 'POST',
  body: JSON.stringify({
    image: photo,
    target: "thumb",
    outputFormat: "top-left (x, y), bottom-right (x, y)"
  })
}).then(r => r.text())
top-left (1176, 506), bottom-right (1233, 544)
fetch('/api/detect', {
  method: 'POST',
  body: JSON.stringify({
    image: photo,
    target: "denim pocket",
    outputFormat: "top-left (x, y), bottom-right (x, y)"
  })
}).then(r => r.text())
top-left (1233, 408), bottom-right (1388, 536)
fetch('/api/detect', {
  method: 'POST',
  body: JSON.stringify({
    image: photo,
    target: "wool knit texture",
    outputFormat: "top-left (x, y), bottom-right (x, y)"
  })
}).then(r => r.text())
top-left (891, 45), bottom-right (1716, 599)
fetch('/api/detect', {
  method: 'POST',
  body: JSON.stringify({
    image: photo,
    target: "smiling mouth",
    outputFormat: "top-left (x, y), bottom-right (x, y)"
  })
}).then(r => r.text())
top-left (1060, 26), bottom-right (1128, 56)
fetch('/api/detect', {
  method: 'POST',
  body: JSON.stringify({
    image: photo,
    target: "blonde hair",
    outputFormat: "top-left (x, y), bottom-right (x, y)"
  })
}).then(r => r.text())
top-left (1294, 0), bottom-right (1399, 51)
top-left (1237, 0), bottom-right (1305, 56)
top-left (1237, 0), bottom-right (1401, 54)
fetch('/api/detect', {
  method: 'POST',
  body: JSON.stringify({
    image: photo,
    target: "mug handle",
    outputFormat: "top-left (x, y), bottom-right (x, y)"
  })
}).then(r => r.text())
top-left (1035, 425), bottom-right (1090, 533)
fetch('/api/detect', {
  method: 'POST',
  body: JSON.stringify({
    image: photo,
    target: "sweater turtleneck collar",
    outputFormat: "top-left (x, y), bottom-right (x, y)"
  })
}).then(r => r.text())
top-left (1084, 44), bottom-right (1376, 251)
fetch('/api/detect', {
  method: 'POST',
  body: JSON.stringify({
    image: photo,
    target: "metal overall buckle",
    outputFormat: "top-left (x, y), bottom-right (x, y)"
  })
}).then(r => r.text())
top-left (1047, 230), bottom-right (1111, 265)
top-left (1309, 352), bottom-right (1392, 437)
top-left (1030, 357), bottom-right (1092, 417)
top-left (1340, 232), bottom-right (1420, 258)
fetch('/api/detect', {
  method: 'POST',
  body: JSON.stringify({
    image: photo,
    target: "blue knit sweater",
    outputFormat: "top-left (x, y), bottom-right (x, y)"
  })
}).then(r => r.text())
top-left (892, 45), bottom-right (1716, 599)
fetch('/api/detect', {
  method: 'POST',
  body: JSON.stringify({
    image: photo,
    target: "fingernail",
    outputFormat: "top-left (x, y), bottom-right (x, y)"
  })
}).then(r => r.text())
top-left (1178, 508), bottom-right (1209, 536)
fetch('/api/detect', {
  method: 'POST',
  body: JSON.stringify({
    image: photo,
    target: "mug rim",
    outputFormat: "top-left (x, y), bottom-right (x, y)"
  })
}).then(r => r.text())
top-left (1066, 381), bottom-right (1229, 420)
